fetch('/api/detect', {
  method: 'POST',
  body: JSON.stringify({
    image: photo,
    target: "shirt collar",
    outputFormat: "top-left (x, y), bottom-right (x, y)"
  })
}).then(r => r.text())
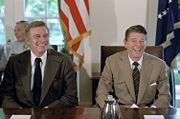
top-left (31, 51), bottom-right (47, 66)
top-left (128, 53), bottom-right (144, 69)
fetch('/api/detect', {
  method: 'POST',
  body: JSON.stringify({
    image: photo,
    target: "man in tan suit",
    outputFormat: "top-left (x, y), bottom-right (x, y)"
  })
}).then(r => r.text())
top-left (0, 21), bottom-right (78, 108)
top-left (96, 25), bottom-right (170, 108)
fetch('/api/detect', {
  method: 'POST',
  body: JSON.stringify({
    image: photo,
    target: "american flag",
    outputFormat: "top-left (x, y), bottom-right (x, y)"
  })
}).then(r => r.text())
top-left (59, 0), bottom-right (91, 71)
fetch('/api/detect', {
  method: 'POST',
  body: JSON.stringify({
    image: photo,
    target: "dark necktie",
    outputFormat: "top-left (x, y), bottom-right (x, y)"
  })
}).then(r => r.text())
top-left (33, 58), bottom-right (42, 106)
top-left (132, 62), bottom-right (140, 103)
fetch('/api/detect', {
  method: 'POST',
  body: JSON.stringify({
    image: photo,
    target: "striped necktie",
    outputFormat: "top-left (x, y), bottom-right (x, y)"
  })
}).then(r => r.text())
top-left (132, 62), bottom-right (140, 103)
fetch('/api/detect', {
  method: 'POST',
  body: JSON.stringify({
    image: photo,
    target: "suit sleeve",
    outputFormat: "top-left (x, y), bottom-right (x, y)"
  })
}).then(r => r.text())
top-left (0, 56), bottom-right (22, 108)
top-left (152, 62), bottom-right (171, 107)
top-left (96, 58), bottom-right (114, 108)
top-left (48, 56), bottom-right (78, 107)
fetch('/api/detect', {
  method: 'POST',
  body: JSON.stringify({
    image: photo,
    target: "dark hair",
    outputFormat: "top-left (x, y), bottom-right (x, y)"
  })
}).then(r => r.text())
top-left (125, 25), bottom-right (147, 41)
top-left (25, 21), bottom-right (49, 36)
top-left (16, 20), bottom-right (28, 25)
top-left (15, 20), bottom-right (28, 30)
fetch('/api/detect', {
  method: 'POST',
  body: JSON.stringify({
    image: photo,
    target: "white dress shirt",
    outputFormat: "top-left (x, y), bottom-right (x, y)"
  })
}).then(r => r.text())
top-left (30, 51), bottom-right (47, 90)
top-left (128, 55), bottom-right (143, 71)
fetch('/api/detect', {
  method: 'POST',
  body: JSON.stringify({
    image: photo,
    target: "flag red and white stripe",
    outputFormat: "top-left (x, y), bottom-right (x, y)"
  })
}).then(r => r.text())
top-left (60, 0), bottom-right (91, 71)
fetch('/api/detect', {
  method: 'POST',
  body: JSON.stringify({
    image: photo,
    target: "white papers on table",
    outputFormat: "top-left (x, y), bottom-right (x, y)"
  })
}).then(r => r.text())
top-left (144, 115), bottom-right (164, 119)
top-left (10, 115), bottom-right (31, 119)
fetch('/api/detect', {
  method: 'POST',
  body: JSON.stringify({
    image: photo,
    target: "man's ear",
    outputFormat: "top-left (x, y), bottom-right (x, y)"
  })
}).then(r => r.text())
top-left (123, 40), bottom-right (127, 48)
top-left (25, 38), bottom-right (30, 46)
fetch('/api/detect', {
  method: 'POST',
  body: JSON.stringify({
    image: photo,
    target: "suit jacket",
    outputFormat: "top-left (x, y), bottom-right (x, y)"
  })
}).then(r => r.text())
top-left (0, 49), bottom-right (78, 108)
top-left (96, 50), bottom-right (170, 108)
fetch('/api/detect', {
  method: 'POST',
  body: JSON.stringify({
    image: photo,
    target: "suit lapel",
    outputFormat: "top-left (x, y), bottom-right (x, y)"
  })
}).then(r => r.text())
top-left (137, 54), bottom-right (153, 103)
top-left (121, 51), bottom-right (136, 101)
top-left (20, 52), bottom-right (32, 100)
top-left (40, 51), bottom-right (61, 103)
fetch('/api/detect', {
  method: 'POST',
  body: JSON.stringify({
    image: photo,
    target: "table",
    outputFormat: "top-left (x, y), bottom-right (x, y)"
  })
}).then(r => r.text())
top-left (0, 107), bottom-right (180, 119)
top-left (120, 107), bottom-right (180, 119)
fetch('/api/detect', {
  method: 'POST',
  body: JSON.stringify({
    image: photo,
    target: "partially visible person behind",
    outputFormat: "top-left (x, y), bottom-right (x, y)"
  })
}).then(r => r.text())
top-left (0, 45), bottom-right (7, 106)
top-left (9, 21), bottom-right (29, 56)
top-left (0, 21), bottom-right (78, 108)
top-left (96, 25), bottom-right (170, 108)
top-left (0, 45), bottom-right (7, 73)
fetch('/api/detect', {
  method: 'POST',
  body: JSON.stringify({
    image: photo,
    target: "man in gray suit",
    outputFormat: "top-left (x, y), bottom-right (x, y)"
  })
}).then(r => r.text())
top-left (0, 21), bottom-right (78, 108)
top-left (96, 25), bottom-right (170, 108)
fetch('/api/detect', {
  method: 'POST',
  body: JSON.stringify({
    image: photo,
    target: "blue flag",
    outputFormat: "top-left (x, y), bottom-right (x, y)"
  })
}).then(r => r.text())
top-left (156, 0), bottom-right (180, 66)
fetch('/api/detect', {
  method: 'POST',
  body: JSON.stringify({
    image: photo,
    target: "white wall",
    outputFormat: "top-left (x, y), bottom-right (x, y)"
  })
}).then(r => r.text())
top-left (147, 0), bottom-right (158, 45)
top-left (5, 0), bottom-right (25, 57)
top-left (5, 0), bottom-right (24, 43)
top-left (79, 0), bottom-right (158, 105)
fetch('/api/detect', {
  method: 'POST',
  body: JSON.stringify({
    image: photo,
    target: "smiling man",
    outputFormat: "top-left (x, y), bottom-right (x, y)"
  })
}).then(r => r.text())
top-left (0, 21), bottom-right (78, 108)
top-left (96, 25), bottom-right (170, 108)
